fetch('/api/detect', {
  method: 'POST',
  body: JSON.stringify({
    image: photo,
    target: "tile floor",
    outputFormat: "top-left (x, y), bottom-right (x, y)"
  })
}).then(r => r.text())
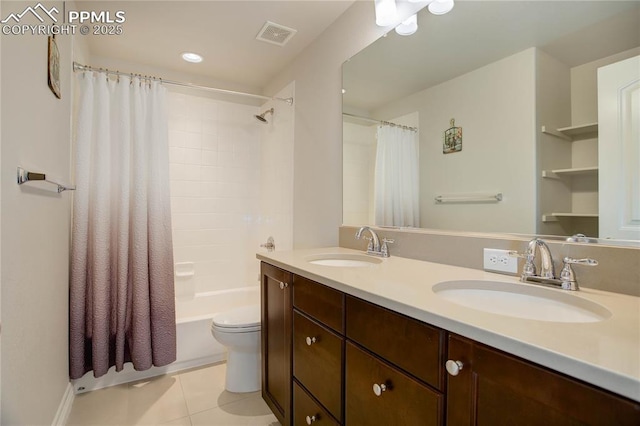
top-left (67, 363), bottom-right (280, 426)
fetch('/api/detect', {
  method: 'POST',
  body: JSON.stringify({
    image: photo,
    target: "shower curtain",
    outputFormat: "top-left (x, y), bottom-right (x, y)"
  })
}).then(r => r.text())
top-left (374, 125), bottom-right (420, 227)
top-left (69, 72), bottom-right (176, 379)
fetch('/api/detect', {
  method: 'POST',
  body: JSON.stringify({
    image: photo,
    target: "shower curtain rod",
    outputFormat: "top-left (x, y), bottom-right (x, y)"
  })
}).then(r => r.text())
top-left (343, 112), bottom-right (418, 132)
top-left (72, 62), bottom-right (294, 105)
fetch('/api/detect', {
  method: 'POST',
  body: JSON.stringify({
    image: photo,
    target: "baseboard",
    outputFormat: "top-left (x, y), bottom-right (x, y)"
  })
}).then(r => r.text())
top-left (51, 382), bottom-right (75, 426)
top-left (72, 354), bottom-right (225, 394)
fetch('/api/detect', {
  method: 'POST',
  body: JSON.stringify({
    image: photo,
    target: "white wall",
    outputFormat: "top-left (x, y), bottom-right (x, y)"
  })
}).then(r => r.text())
top-left (1, 2), bottom-right (74, 423)
top-left (372, 49), bottom-right (538, 234)
top-left (264, 1), bottom-right (423, 248)
top-left (571, 47), bottom-right (640, 125)
top-left (342, 121), bottom-right (376, 226)
top-left (536, 48), bottom-right (572, 236)
top-left (168, 91), bottom-right (263, 296)
top-left (259, 82), bottom-right (296, 255)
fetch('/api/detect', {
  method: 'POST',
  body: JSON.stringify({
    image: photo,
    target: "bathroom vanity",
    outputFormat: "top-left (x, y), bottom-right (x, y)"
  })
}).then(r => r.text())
top-left (258, 248), bottom-right (640, 425)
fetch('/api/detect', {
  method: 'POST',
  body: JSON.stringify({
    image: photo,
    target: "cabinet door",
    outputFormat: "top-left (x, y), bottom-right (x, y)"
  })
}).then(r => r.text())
top-left (293, 311), bottom-right (343, 421)
top-left (293, 381), bottom-right (340, 426)
top-left (345, 342), bottom-right (443, 425)
top-left (446, 334), bottom-right (640, 426)
top-left (293, 274), bottom-right (344, 333)
top-left (346, 295), bottom-right (445, 391)
top-left (261, 262), bottom-right (293, 426)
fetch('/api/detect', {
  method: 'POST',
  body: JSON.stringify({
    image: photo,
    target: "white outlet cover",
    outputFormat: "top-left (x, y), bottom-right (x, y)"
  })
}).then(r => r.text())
top-left (483, 248), bottom-right (518, 274)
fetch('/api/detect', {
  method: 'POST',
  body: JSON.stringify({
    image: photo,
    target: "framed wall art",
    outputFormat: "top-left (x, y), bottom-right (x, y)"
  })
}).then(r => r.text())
top-left (443, 118), bottom-right (462, 154)
top-left (48, 35), bottom-right (61, 99)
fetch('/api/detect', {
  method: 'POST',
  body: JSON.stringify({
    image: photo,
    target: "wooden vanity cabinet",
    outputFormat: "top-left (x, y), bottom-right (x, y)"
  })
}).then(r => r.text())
top-left (293, 381), bottom-right (340, 426)
top-left (261, 262), bottom-right (640, 425)
top-left (446, 334), bottom-right (640, 426)
top-left (346, 296), bottom-right (446, 391)
top-left (345, 296), bottom-right (445, 425)
top-left (291, 274), bottom-right (345, 424)
top-left (261, 262), bottom-right (293, 426)
top-left (293, 311), bottom-right (343, 420)
top-left (345, 342), bottom-right (444, 425)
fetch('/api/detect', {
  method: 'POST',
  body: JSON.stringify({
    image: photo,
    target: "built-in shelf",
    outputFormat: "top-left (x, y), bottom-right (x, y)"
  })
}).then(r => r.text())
top-left (542, 167), bottom-right (598, 179)
top-left (556, 123), bottom-right (598, 137)
top-left (542, 213), bottom-right (599, 222)
top-left (541, 123), bottom-right (598, 141)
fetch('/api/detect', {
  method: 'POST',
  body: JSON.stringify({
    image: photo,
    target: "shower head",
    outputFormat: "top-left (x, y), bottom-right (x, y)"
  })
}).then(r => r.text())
top-left (255, 108), bottom-right (274, 123)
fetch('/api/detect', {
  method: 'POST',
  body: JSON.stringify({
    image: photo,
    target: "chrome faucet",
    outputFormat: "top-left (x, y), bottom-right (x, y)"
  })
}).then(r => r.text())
top-left (355, 226), bottom-right (394, 258)
top-left (527, 238), bottom-right (556, 279)
top-left (510, 238), bottom-right (597, 291)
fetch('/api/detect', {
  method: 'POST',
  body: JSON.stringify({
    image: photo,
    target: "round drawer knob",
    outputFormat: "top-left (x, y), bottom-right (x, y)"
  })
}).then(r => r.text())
top-left (446, 360), bottom-right (464, 376)
top-left (372, 383), bottom-right (387, 396)
top-left (305, 336), bottom-right (317, 346)
top-left (279, 281), bottom-right (288, 290)
top-left (306, 415), bottom-right (317, 425)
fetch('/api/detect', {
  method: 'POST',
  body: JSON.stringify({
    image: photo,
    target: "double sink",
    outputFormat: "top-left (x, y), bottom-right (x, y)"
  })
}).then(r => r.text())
top-left (305, 253), bottom-right (611, 324)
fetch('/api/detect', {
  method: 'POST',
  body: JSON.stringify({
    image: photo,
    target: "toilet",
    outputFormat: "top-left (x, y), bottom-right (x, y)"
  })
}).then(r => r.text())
top-left (211, 304), bottom-right (261, 393)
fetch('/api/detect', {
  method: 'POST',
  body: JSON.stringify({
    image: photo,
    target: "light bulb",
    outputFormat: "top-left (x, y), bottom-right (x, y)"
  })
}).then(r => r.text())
top-left (375, 0), bottom-right (398, 27)
top-left (181, 52), bottom-right (203, 63)
top-left (428, 0), bottom-right (454, 15)
top-left (395, 14), bottom-right (418, 36)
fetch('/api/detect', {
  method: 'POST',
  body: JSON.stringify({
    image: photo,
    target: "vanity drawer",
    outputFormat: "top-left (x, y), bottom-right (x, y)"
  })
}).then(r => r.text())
top-left (293, 275), bottom-right (344, 333)
top-left (346, 295), bottom-right (445, 390)
top-left (293, 380), bottom-right (340, 426)
top-left (293, 310), bottom-right (344, 420)
top-left (345, 342), bottom-right (443, 425)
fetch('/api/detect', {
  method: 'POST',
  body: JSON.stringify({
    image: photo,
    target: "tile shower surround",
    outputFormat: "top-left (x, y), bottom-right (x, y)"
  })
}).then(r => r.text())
top-left (168, 92), bottom-right (262, 295)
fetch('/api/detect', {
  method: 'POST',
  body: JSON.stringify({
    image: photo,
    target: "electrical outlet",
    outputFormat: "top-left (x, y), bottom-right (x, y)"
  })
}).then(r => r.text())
top-left (483, 248), bottom-right (518, 274)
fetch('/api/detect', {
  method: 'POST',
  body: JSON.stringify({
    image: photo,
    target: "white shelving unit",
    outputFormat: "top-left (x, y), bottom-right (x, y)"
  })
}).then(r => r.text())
top-left (541, 123), bottom-right (598, 141)
top-left (542, 213), bottom-right (599, 223)
top-left (540, 123), bottom-right (599, 231)
top-left (541, 166), bottom-right (598, 179)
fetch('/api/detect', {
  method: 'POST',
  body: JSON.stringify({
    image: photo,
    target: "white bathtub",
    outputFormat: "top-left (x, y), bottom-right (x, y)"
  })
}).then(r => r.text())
top-left (73, 286), bottom-right (260, 393)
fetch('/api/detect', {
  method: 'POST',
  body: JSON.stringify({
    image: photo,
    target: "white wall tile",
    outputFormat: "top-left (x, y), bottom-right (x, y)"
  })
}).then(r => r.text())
top-left (169, 92), bottom-right (263, 293)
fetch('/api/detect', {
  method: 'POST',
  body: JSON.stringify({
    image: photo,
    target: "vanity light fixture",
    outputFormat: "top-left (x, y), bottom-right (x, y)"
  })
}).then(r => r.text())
top-left (374, 0), bottom-right (398, 26)
top-left (428, 0), bottom-right (455, 15)
top-left (395, 13), bottom-right (418, 36)
top-left (181, 52), bottom-right (203, 63)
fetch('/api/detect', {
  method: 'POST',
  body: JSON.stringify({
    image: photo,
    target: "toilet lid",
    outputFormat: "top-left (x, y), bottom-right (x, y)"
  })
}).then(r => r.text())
top-left (212, 305), bottom-right (260, 329)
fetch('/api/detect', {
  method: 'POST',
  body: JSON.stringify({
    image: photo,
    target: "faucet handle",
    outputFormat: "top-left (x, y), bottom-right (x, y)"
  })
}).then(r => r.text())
top-left (360, 236), bottom-right (373, 251)
top-left (560, 257), bottom-right (598, 290)
top-left (508, 250), bottom-right (536, 277)
top-left (563, 257), bottom-right (598, 266)
top-left (381, 238), bottom-right (394, 257)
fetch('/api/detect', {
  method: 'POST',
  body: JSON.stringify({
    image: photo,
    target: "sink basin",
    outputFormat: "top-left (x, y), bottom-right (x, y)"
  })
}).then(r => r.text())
top-left (432, 280), bottom-right (611, 323)
top-left (306, 253), bottom-right (383, 267)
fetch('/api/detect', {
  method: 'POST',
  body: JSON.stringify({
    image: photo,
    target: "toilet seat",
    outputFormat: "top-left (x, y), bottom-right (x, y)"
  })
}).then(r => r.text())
top-left (211, 305), bottom-right (261, 333)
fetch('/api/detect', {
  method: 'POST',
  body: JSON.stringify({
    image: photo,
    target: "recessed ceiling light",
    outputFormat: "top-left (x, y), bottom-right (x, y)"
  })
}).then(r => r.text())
top-left (182, 52), bottom-right (203, 63)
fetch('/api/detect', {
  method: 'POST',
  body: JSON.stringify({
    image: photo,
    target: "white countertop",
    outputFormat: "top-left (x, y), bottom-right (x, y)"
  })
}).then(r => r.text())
top-left (257, 247), bottom-right (640, 402)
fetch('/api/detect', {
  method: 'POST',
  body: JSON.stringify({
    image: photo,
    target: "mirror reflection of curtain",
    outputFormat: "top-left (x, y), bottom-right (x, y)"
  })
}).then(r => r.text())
top-left (374, 125), bottom-right (419, 227)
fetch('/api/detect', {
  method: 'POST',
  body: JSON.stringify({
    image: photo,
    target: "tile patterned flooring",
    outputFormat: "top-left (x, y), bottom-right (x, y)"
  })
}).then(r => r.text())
top-left (67, 363), bottom-right (280, 426)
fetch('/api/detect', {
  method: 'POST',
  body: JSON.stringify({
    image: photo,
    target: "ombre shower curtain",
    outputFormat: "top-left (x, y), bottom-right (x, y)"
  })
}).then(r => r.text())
top-left (374, 125), bottom-right (420, 227)
top-left (70, 72), bottom-right (176, 379)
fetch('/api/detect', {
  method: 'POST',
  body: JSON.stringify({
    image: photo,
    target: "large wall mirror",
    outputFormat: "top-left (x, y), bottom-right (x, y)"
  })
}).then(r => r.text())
top-left (342, 1), bottom-right (640, 244)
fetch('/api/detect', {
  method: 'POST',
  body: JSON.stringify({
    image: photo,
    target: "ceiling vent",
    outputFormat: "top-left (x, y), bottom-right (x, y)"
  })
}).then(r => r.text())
top-left (256, 21), bottom-right (297, 46)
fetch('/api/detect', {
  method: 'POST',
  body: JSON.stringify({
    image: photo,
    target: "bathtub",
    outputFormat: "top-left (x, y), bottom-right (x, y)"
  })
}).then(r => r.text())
top-left (72, 286), bottom-right (260, 393)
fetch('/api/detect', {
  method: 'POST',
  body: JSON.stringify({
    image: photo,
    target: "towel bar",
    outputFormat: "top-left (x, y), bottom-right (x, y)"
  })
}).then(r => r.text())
top-left (435, 193), bottom-right (502, 203)
top-left (17, 167), bottom-right (76, 193)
